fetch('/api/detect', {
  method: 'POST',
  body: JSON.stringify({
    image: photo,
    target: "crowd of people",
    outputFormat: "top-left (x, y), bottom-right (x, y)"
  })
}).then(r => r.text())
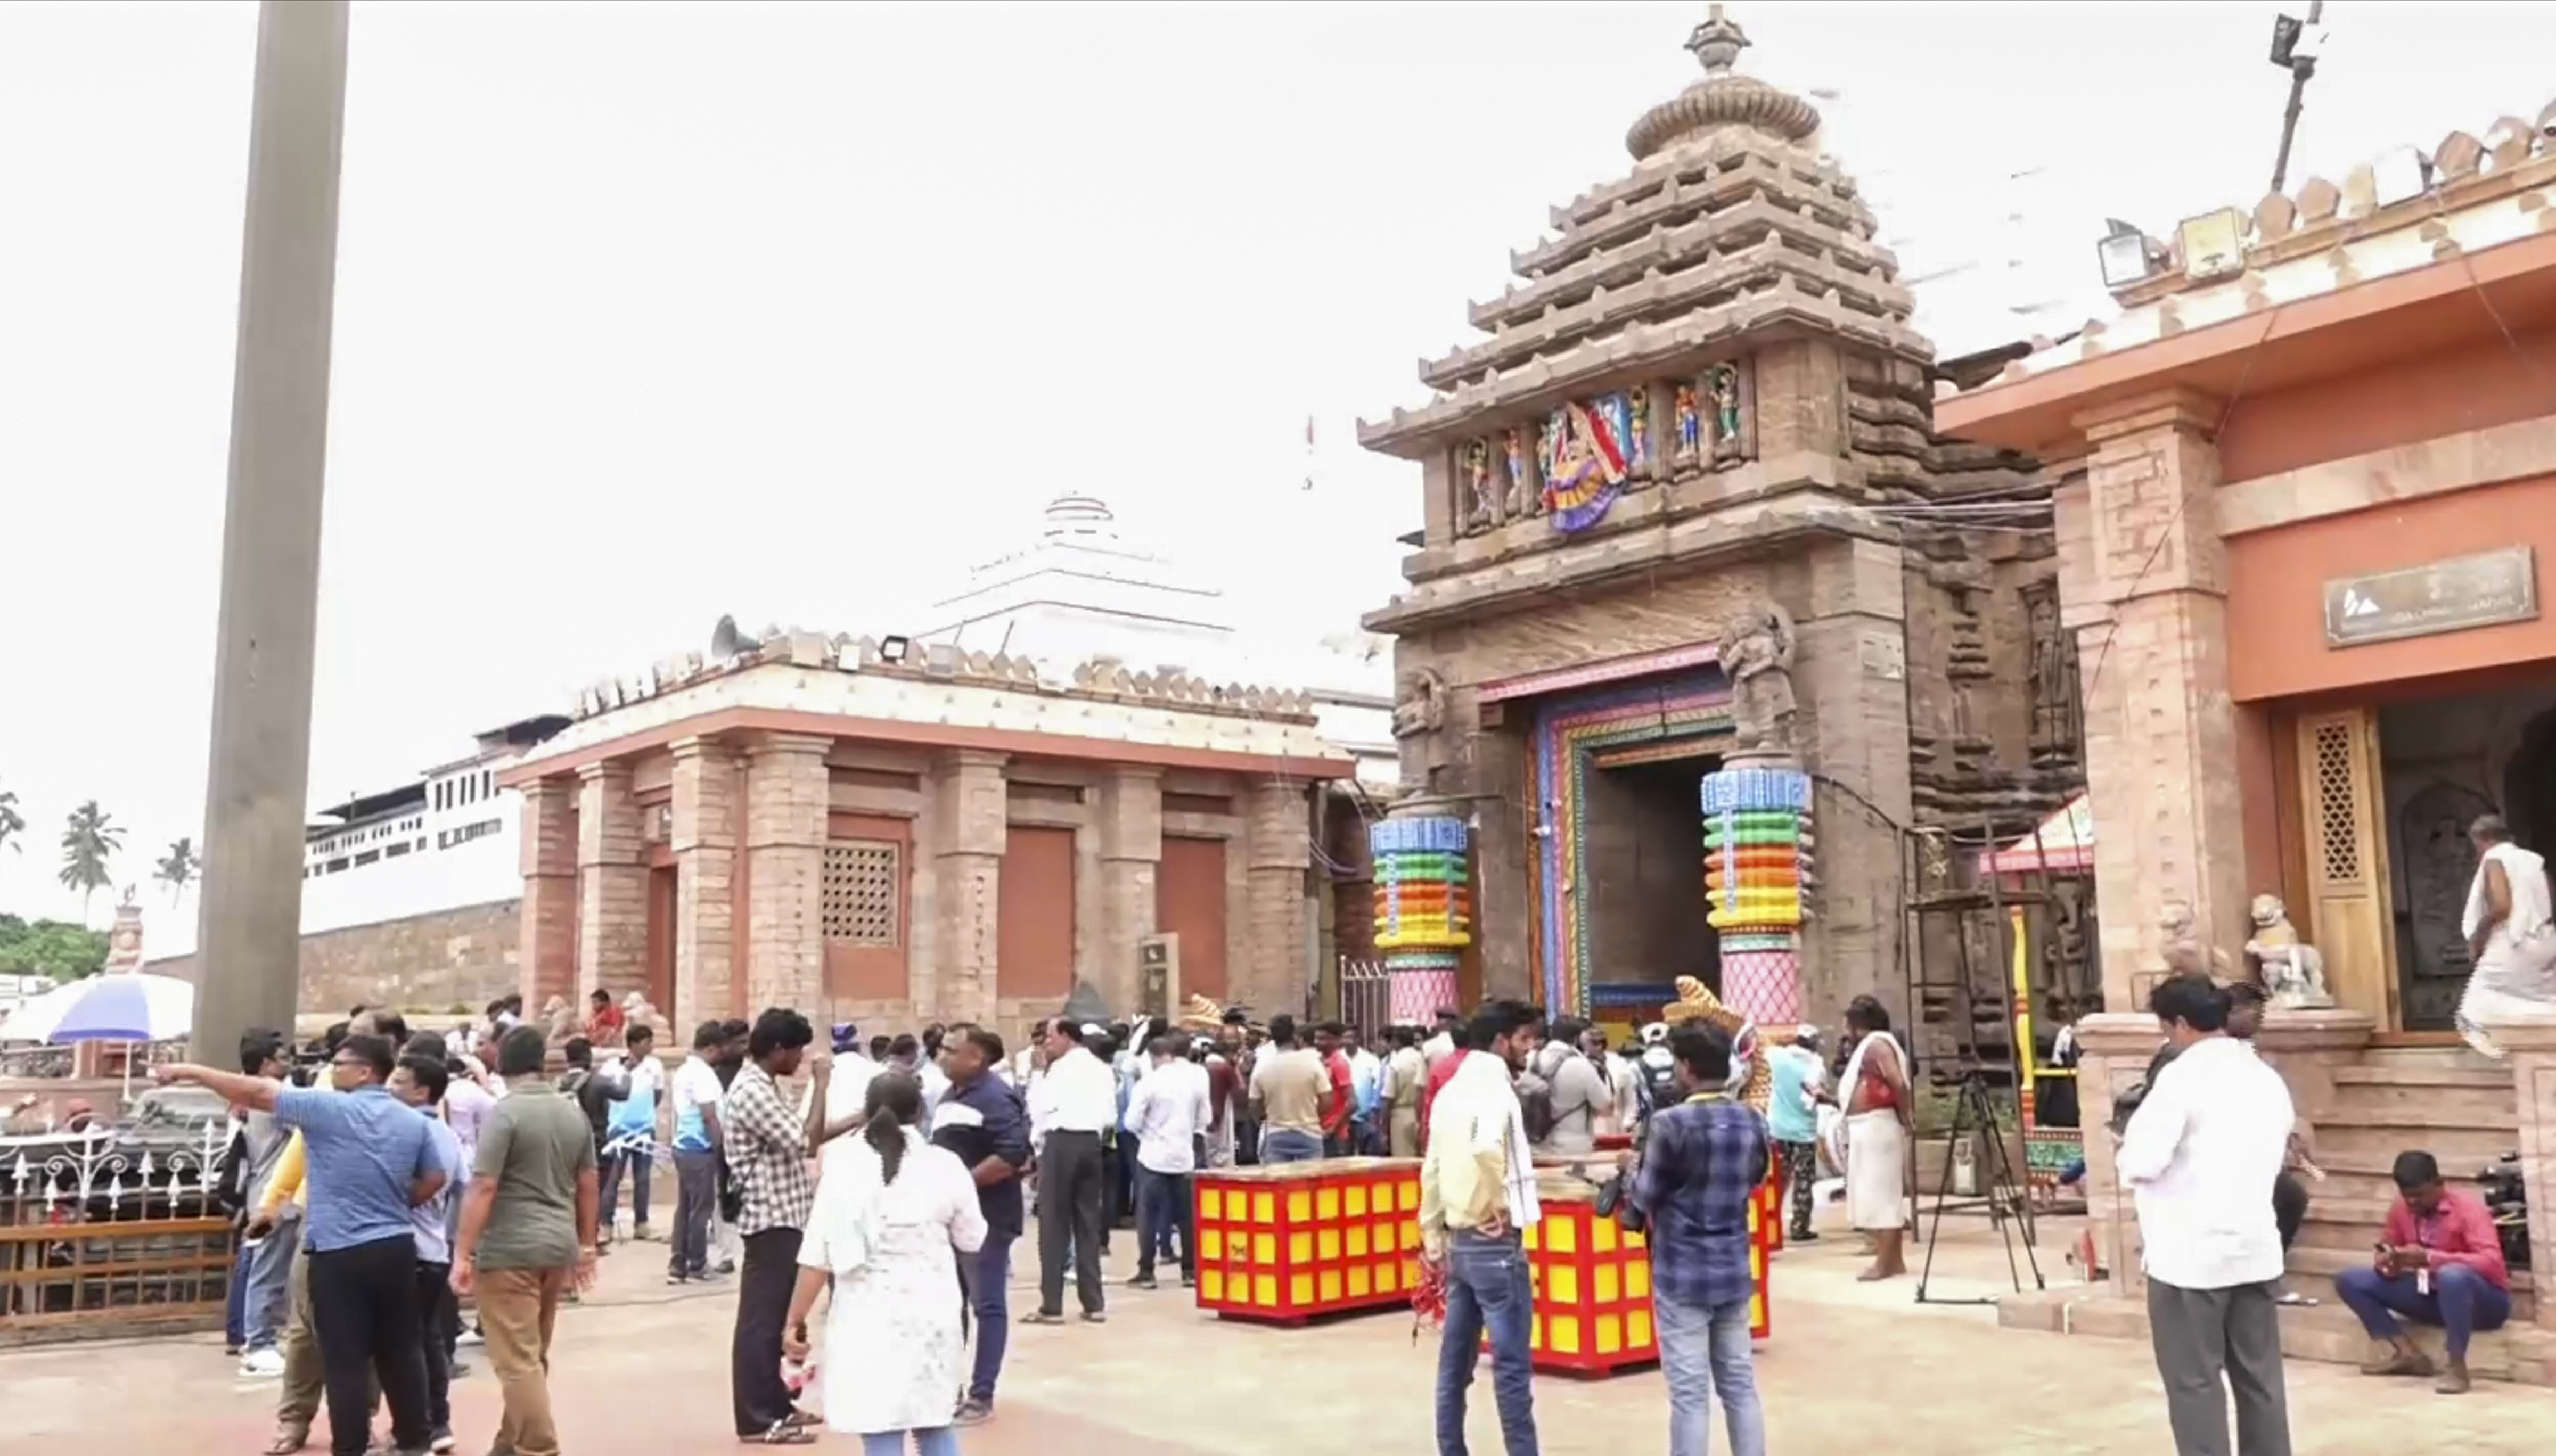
top-left (165, 932), bottom-right (2546, 1456)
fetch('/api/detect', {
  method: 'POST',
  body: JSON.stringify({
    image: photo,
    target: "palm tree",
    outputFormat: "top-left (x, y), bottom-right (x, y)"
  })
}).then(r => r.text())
top-left (155, 836), bottom-right (201, 905)
top-left (58, 801), bottom-right (124, 922)
top-left (0, 783), bottom-right (23, 855)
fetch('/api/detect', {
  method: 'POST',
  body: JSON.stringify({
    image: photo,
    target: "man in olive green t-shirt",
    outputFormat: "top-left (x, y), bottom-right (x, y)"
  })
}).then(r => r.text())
top-left (453, 1027), bottom-right (599, 1456)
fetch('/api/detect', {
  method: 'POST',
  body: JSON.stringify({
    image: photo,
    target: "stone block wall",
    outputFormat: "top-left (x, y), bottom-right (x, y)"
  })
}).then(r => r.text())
top-left (743, 735), bottom-right (830, 1012)
top-left (150, 898), bottom-right (522, 1016)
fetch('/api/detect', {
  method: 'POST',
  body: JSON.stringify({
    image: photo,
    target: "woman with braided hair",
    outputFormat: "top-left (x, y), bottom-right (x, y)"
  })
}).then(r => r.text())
top-left (783, 1072), bottom-right (986, 1455)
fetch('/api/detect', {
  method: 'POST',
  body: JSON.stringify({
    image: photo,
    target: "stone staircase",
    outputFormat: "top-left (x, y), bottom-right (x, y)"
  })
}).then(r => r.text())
top-left (2000, 1035), bottom-right (2553, 1386)
top-left (2280, 1046), bottom-right (2538, 1378)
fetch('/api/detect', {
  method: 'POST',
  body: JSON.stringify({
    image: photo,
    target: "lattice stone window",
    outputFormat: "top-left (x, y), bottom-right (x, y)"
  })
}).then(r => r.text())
top-left (2310, 720), bottom-right (2361, 882)
top-left (823, 840), bottom-right (901, 947)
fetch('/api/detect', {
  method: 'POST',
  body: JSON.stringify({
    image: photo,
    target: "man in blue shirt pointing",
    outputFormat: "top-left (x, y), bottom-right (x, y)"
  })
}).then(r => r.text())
top-left (158, 1032), bottom-right (447, 1456)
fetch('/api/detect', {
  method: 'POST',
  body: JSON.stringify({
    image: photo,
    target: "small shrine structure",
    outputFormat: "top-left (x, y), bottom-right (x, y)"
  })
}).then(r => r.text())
top-left (1359, 8), bottom-right (2071, 1032)
top-left (498, 633), bottom-right (1350, 1046)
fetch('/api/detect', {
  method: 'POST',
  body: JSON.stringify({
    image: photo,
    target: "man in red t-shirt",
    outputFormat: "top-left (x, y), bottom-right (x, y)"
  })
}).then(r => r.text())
top-left (1416, 1025), bottom-right (1472, 1153)
top-left (2334, 1149), bottom-right (2512, 1394)
top-left (1313, 1022), bottom-right (1356, 1156)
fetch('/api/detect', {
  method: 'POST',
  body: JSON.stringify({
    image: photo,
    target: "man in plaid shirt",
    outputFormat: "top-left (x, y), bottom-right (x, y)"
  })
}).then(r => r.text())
top-left (1629, 1024), bottom-right (1769, 1456)
top-left (722, 1009), bottom-right (844, 1446)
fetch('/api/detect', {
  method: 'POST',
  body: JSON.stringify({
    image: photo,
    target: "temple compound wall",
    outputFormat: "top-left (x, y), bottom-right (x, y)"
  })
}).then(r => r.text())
top-left (499, 635), bottom-right (1350, 1047)
top-left (1360, 11), bottom-right (2075, 1037)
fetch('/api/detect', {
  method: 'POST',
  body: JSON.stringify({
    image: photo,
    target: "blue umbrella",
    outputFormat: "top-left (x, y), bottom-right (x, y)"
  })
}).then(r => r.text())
top-left (11, 972), bottom-right (196, 1044)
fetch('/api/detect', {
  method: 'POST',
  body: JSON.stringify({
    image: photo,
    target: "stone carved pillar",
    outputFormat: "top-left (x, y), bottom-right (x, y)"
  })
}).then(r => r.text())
top-left (929, 749), bottom-right (1008, 1025)
top-left (1242, 781), bottom-right (1313, 1020)
top-left (671, 736), bottom-right (739, 1031)
top-left (1093, 766), bottom-right (1162, 1018)
top-left (576, 762), bottom-right (646, 1005)
top-left (2485, 1013), bottom-right (2556, 1335)
top-left (743, 734), bottom-right (830, 1014)
top-left (518, 777), bottom-right (579, 1009)
top-left (2062, 391), bottom-right (2250, 1008)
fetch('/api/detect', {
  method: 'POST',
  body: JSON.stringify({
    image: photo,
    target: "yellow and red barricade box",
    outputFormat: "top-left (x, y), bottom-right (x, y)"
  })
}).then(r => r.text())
top-left (1194, 1158), bottom-right (1422, 1325)
top-left (1756, 1167), bottom-right (1784, 1254)
top-left (1510, 1175), bottom-right (1772, 1377)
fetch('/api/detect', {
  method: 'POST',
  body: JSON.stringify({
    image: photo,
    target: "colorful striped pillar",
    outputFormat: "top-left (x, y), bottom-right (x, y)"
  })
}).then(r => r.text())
top-left (1700, 763), bottom-right (1813, 1025)
top-left (1371, 815), bottom-right (1470, 1021)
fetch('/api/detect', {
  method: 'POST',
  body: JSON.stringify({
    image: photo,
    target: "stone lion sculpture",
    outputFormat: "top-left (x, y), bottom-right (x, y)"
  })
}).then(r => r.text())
top-left (2245, 893), bottom-right (2332, 1009)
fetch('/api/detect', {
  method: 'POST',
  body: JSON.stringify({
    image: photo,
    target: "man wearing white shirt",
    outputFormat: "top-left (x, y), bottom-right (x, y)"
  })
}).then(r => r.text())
top-left (1421, 1008), bottom-right (1461, 1073)
top-left (813, 1026), bottom-right (882, 1180)
top-left (1027, 1020), bottom-right (1117, 1324)
top-left (2119, 973), bottom-right (2296, 1456)
top-left (1125, 1035), bottom-right (1212, 1289)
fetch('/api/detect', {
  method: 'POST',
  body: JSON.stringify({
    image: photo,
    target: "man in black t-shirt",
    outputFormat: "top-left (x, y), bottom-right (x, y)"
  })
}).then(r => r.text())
top-left (933, 1026), bottom-right (1031, 1425)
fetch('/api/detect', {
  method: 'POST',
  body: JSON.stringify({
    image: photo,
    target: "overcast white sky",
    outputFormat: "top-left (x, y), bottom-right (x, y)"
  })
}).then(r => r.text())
top-left (4, 1), bottom-right (2551, 925)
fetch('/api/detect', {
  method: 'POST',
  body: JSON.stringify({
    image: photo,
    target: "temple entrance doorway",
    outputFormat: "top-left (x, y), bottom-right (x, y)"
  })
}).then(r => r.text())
top-left (1583, 752), bottom-right (1719, 1001)
top-left (1519, 665), bottom-right (1733, 1033)
top-left (2372, 679), bottom-right (2556, 1029)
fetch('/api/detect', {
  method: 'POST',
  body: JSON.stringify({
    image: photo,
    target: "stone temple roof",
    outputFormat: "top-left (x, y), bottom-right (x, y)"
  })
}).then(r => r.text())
top-left (1946, 100), bottom-right (2556, 400)
top-left (1360, 6), bottom-right (1928, 458)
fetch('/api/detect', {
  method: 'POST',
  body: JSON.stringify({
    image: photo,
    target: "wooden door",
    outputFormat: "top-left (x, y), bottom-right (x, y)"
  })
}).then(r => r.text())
top-left (823, 812), bottom-right (912, 1001)
top-left (997, 825), bottom-right (1076, 999)
top-left (2296, 708), bottom-right (2401, 1028)
top-left (1158, 836), bottom-right (1228, 1002)
top-left (646, 866), bottom-right (677, 1014)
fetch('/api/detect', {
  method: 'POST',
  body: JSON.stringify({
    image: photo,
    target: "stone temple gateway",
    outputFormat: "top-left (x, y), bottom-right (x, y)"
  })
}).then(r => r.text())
top-left (1360, 10), bottom-right (2075, 1033)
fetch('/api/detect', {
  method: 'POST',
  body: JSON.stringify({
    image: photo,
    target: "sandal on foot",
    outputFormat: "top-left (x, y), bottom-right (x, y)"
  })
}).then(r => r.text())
top-left (742, 1422), bottom-right (815, 1446)
top-left (266, 1432), bottom-right (308, 1456)
top-left (1020, 1310), bottom-right (1065, 1325)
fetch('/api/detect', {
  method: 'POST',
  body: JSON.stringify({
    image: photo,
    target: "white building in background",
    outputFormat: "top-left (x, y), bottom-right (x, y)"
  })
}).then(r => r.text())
top-left (917, 493), bottom-right (1399, 786)
top-left (146, 714), bottom-right (568, 962)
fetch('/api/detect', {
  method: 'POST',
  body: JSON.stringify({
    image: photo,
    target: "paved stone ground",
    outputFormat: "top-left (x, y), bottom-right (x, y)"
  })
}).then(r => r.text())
top-left (7, 1213), bottom-right (2550, 1455)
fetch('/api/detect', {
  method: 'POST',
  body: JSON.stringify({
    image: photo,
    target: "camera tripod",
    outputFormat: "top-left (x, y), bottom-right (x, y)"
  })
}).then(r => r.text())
top-left (1913, 1069), bottom-right (2046, 1305)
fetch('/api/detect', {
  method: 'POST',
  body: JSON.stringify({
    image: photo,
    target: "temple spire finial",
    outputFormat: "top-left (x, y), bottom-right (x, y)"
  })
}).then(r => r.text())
top-left (1686, 4), bottom-right (1749, 75)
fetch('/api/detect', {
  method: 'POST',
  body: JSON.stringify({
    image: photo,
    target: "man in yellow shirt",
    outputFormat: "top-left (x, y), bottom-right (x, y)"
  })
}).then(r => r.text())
top-left (1417, 1000), bottom-right (1542, 1456)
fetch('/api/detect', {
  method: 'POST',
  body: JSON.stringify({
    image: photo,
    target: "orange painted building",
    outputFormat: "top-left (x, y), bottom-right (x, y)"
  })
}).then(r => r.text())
top-left (497, 633), bottom-right (1350, 1042)
top-left (1941, 141), bottom-right (2556, 1035)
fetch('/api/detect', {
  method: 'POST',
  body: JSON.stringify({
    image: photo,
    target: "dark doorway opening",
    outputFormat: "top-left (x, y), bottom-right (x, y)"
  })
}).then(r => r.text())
top-left (1582, 753), bottom-right (1719, 995)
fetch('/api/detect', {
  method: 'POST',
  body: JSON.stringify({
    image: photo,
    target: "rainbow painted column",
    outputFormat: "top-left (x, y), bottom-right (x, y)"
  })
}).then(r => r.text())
top-left (1700, 762), bottom-right (1813, 1025)
top-left (1371, 815), bottom-right (1470, 1022)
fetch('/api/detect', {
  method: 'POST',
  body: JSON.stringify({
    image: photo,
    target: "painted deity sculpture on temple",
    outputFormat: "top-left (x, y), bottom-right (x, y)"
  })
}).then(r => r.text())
top-left (2246, 894), bottom-right (2333, 1009)
top-left (1717, 604), bottom-right (1798, 755)
top-left (1707, 363), bottom-right (1743, 458)
top-left (1462, 439), bottom-right (1495, 529)
top-left (1502, 426), bottom-right (1532, 516)
top-left (1674, 383), bottom-right (1703, 462)
top-left (1628, 388), bottom-right (1651, 475)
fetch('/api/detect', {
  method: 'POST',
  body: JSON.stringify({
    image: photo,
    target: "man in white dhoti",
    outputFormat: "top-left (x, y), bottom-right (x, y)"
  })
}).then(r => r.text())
top-left (2457, 815), bottom-right (2556, 1059)
top-left (1826, 994), bottom-right (1912, 1282)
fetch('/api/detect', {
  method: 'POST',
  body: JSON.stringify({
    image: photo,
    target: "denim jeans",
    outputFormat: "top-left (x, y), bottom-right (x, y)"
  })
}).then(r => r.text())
top-left (2335, 1263), bottom-right (2512, 1361)
top-left (1435, 1229), bottom-right (1538, 1456)
top-left (1134, 1165), bottom-right (1194, 1278)
top-left (600, 1145), bottom-right (653, 1230)
top-left (241, 1218), bottom-right (300, 1354)
top-left (859, 1428), bottom-right (958, 1456)
top-left (962, 1235), bottom-right (1014, 1403)
top-left (1656, 1294), bottom-right (1763, 1456)
top-left (1260, 1128), bottom-right (1324, 1165)
top-left (226, 1239), bottom-right (251, 1347)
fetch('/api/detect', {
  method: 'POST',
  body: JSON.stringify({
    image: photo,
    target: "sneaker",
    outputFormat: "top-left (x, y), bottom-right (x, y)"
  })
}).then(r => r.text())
top-left (1790, 1229), bottom-right (1820, 1243)
top-left (1128, 1274), bottom-right (1158, 1290)
top-left (632, 1223), bottom-right (658, 1242)
top-left (431, 1427), bottom-right (457, 1454)
top-left (952, 1397), bottom-right (993, 1426)
top-left (456, 1327), bottom-right (485, 1348)
top-left (225, 1344), bottom-right (242, 1358)
top-left (716, 1258), bottom-right (738, 1276)
top-left (448, 1361), bottom-right (473, 1380)
top-left (1080, 1309), bottom-right (1108, 1325)
top-left (1179, 1271), bottom-right (1196, 1289)
top-left (239, 1347), bottom-right (286, 1379)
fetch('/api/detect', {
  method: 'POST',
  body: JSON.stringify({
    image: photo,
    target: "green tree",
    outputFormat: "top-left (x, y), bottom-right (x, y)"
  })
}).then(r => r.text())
top-left (58, 800), bottom-right (124, 922)
top-left (0, 914), bottom-right (111, 983)
top-left (154, 836), bottom-right (200, 904)
top-left (0, 783), bottom-right (24, 855)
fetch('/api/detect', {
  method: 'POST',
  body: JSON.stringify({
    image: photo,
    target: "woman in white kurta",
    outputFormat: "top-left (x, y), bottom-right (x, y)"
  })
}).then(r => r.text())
top-left (784, 1072), bottom-right (986, 1456)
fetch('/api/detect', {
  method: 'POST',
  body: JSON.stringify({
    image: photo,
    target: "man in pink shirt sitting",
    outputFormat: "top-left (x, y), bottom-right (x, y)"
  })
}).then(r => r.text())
top-left (2334, 1149), bottom-right (2511, 1394)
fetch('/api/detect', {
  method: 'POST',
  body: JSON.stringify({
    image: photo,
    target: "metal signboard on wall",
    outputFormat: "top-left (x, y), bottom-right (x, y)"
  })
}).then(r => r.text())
top-left (1138, 933), bottom-right (1179, 1024)
top-left (2322, 546), bottom-right (2537, 649)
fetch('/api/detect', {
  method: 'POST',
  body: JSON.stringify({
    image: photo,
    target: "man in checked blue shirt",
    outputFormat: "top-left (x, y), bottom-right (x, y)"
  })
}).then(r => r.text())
top-left (1628, 1023), bottom-right (1769, 1456)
